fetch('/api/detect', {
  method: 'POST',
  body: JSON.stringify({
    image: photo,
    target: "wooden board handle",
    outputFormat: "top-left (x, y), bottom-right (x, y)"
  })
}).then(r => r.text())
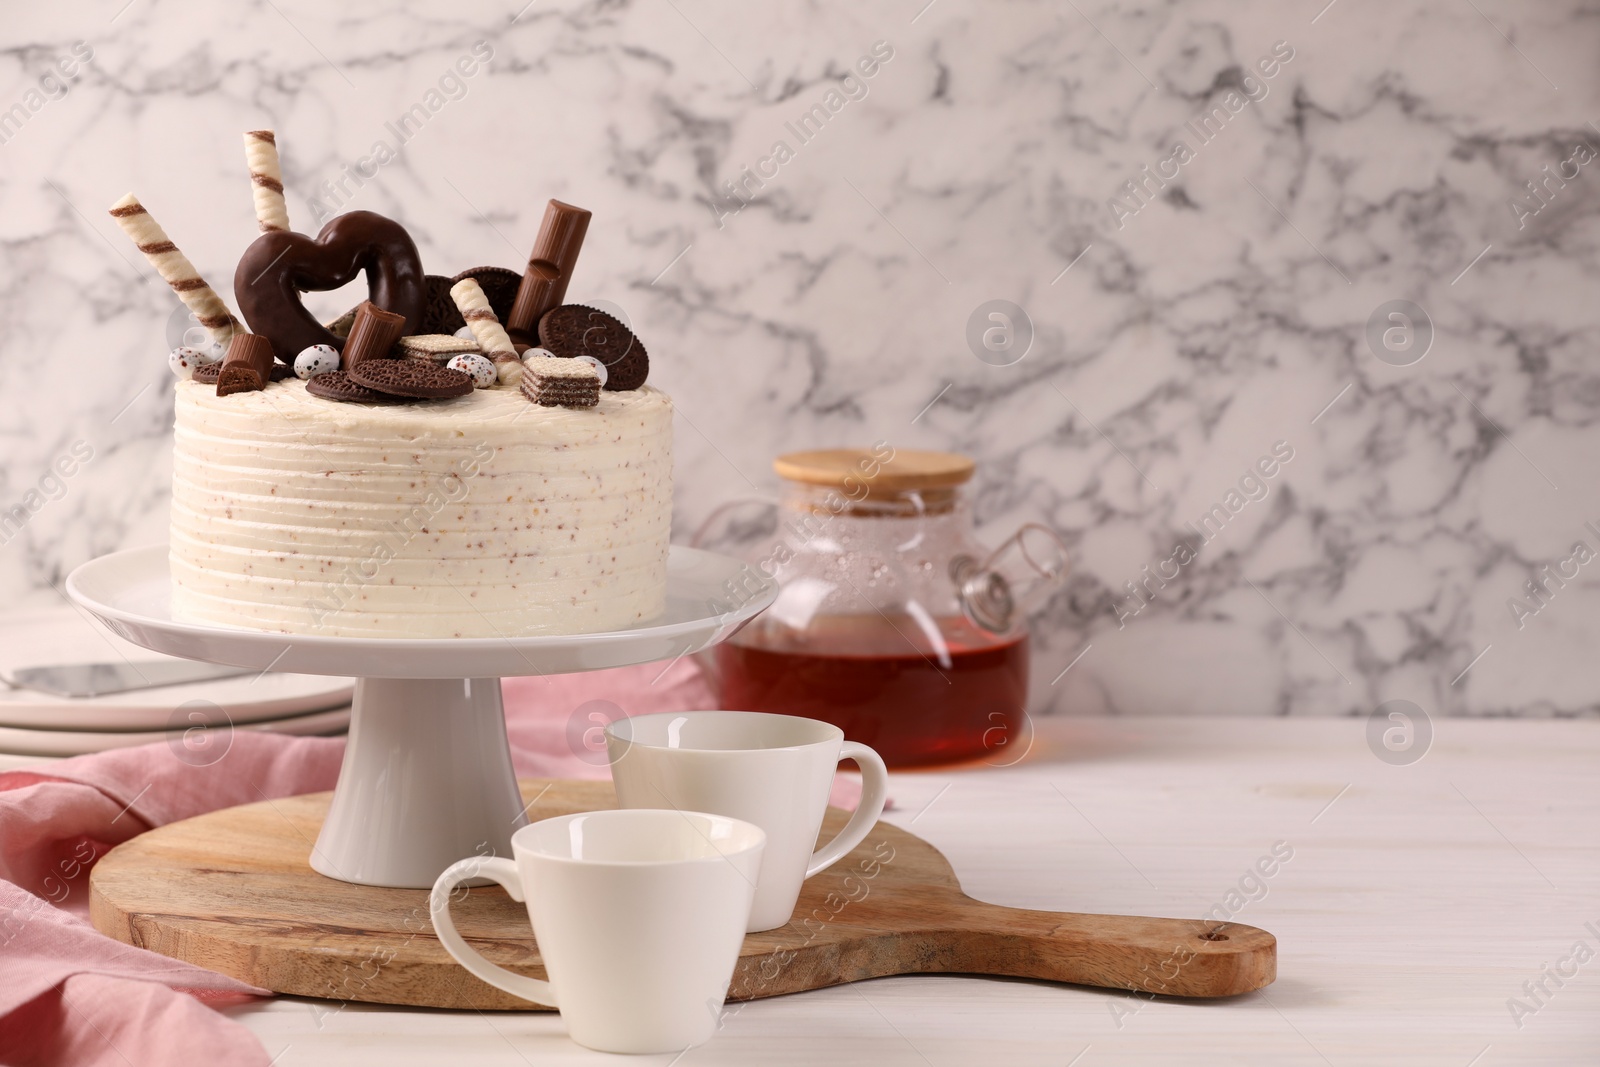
top-left (940, 901), bottom-right (1276, 998)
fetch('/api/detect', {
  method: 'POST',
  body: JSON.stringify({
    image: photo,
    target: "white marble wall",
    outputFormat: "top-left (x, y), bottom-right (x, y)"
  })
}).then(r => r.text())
top-left (1, 0), bottom-right (1597, 718)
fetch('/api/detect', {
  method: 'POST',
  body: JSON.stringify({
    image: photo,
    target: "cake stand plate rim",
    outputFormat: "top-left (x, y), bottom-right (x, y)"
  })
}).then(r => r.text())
top-left (65, 544), bottom-right (775, 678)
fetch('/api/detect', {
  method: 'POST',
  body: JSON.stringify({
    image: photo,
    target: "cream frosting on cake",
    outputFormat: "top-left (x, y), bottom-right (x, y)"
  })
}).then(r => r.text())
top-left (169, 379), bottom-right (672, 638)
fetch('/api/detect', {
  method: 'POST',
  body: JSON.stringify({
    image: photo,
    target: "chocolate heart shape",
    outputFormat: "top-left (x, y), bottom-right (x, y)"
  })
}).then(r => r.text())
top-left (234, 211), bottom-right (425, 365)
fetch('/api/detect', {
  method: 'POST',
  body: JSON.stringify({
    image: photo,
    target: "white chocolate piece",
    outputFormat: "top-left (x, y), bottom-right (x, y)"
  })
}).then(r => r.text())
top-left (109, 193), bottom-right (240, 345)
top-left (448, 278), bottom-right (519, 364)
top-left (453, 325), bottom-right (476, 341)
top-left (293, 344), bottom-right (340, 380)
top-left (244, 130), bottom-right (290, 233)
top-left (448, 352), bottom-right (498, 389)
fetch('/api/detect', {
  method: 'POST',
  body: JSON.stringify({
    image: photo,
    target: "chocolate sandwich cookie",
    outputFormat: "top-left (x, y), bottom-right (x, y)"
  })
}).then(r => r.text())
top-left (537, 304), bottom-right (648, 391)
top-left (305, 370), bottom-right (412, 404)
top-left (418, 274), bottom-right (465, 335)
top-left (347, 358), bottom-right (474, 399)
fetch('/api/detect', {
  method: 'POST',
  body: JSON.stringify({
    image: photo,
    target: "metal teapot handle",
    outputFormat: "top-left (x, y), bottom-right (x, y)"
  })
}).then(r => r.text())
top-left (952, 522), bottom-right (1069, 634)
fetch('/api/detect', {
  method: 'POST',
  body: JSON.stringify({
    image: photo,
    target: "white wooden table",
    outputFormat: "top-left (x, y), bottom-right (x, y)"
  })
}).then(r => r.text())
top-left (226, 716), bottom-right (1600, 1065)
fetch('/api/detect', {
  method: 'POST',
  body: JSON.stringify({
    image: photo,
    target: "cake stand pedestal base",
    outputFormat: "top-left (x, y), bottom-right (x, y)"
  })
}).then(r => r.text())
top-left (311, 678), bottom-right (526, 888)
top-left (66, 543), bottom-right (780, 888)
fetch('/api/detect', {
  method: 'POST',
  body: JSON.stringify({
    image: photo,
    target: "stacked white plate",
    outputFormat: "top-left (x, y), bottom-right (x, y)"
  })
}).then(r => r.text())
top-left (0, 605), bottom-right (352, 764)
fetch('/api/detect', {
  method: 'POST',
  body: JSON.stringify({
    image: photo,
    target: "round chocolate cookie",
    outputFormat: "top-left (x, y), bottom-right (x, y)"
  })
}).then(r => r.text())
top-left (418, 274), bottom-right (465, 335)
top-left (347, 358), bottom-right (474, 399)
top-left (537, 304), bottom-right (649, 391)
top-left (449, 266), bottom-right (521, 325)
top-left (306, 370), bottom-right (412, 404)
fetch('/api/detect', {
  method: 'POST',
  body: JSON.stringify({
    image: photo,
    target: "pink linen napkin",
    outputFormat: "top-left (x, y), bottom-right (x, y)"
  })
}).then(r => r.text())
top-left (0, 736), bottom-right (338, 1066)
top-left (0, 659), bottom-right (861, 1064)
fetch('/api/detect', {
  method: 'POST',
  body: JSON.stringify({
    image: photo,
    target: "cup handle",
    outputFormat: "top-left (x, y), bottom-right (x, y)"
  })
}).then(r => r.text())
top-left (430, 857), bottom-right (558, 1007)
top-left (805, 741), bottom-right (890, 878)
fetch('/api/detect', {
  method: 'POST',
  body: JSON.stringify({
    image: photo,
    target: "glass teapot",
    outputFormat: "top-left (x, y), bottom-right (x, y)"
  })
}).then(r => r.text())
top-left (697, 445), bottom-right (1067, 767)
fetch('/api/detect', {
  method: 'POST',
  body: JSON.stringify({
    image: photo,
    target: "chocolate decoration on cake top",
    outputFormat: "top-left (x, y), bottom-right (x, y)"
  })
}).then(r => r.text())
top-left (234, 210), bottom-right (426, 366)
top-left (215, 333), bottom-right (276, 396)
top-left (305, 370), bottom-right (413, 404)
top-left (538, 304), bottom-right (649, 391)
top-left (348, 359), bottom-right (475, 399)
top-left (116, 128), bottom-right (659, 409)
top-left (341, 301), bottom-right (408, 369)
top-left (418, 274), bottom-right (465, 335)
top-left (448, 266), bottom-right (521, 327)
top-left (521, 355), bottom-right (601, 409)
top-left (507, 200), bottom-right (591, 343)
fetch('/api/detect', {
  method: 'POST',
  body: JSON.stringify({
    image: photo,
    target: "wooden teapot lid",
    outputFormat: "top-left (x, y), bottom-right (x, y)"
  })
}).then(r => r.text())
top-left (774, 449), bottom-right (975, 498)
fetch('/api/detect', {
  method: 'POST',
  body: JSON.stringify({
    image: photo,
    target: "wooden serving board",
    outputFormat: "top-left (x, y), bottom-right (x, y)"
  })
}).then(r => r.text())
top-left (89, 779), bottom-right (1275, 1009)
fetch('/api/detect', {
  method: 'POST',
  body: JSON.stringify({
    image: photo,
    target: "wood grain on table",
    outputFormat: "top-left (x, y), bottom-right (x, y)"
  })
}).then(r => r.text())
top-left (219, 717), bottom-right (1600, 1066)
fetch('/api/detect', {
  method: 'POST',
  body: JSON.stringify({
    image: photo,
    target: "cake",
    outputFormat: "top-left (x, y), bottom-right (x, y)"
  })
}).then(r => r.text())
top-left (169, 380), bottom-right (672, 638)
top-left (117, 132), bottom-right (673, 639)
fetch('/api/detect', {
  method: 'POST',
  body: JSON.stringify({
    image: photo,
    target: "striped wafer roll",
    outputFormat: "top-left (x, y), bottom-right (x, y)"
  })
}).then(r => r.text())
top-left (450, 277), bottom-right (522, 385)
top-left (108, 193), bottom-right (240, 344)
top-left (244, 130), bottom-right (290, 233)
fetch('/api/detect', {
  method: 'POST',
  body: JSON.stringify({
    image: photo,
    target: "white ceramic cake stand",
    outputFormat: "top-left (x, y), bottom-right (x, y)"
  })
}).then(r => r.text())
top-left (66, 544), bottom-right (775, 888)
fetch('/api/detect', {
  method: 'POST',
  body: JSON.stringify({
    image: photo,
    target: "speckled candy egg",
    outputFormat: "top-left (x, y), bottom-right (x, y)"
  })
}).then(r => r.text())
top-left (448, 352), bottom-right (498, 389)
top-left (168, 346), bottom-right (205, 380)
top-left (195, 339), bottom-right (228, 365)
top-left (294, 344), bottom-right (341, 380)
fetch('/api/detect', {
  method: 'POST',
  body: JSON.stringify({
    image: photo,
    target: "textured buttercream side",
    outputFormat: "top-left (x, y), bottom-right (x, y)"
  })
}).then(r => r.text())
top-left (169, 379), bottom-right (672, 638)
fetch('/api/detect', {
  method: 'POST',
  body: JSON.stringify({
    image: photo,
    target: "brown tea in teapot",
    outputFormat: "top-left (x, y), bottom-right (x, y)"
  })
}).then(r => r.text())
top-left (702, 448), bottom-right (1063, 768)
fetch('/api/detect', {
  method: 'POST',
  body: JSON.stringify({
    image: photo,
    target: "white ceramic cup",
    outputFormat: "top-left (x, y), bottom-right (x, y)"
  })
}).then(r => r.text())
top-left (430, 809), bottom-right (765, 1054)
top-left (605, 711), bottom-right (889, 932)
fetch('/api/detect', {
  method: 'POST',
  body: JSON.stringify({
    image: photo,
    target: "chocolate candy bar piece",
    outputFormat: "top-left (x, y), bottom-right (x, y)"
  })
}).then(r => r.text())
top-left (216, 333), bottom-right (276, 396)
top-left (341, 300), bottom-right (408, 369)
top-left (506, 200), bottom-right (591, 340)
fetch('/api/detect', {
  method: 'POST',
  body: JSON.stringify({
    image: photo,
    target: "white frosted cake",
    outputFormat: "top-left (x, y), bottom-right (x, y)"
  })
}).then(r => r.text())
top-left (116, 131), bottom-right (671, 638)
top-left (169, 380), bottom-right (672, 638)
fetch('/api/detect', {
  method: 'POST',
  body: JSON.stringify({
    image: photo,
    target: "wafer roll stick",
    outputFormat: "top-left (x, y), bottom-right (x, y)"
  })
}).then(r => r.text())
top-left (108, 193), bottom-right (241, 344)
top-left (450, 277), bottom-right (522, 385)
top-left (244, 130), bottom-right (290, 233)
